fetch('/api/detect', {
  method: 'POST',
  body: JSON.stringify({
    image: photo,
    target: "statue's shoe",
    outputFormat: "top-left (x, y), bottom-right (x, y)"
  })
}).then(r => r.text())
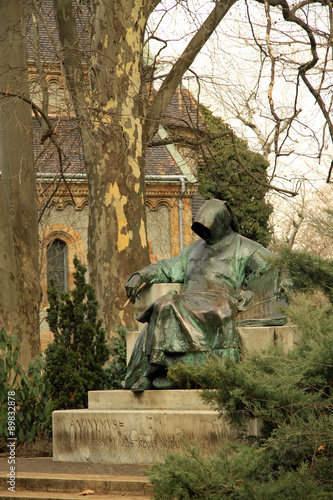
top-left (130, 376), bottom-right (152, 393)
top-left (152, 376), bottom-right (178, 390)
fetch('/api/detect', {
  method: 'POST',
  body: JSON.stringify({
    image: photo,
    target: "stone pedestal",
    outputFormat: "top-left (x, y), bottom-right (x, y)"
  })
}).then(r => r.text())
top-left (53, 390), bottom-right (261, 463)
top-left (239, 324), bottom-right (300, 354)
top-left (127, 324), bottom-right (299, 363)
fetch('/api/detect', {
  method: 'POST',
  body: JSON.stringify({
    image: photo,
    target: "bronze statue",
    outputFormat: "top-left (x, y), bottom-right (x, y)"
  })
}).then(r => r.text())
top-left (123, 199), bottom-right (287, 392)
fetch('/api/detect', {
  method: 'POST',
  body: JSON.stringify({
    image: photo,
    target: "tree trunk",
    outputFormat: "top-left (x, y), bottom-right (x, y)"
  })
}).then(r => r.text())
top-left (87, 1), bottom-right (150, 334)
top-left (53, 0), bottom-right (236, 335)
top-left (53, 0), bottom-right (151, 334)
top-left (0, 0), bottom-right (41, 369)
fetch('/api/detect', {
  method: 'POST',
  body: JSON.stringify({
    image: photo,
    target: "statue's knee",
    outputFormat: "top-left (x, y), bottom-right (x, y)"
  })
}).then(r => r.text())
top-left (216, 304), bottom-right (234, 322)
top-left (155, 293), bottom-right (178, 309)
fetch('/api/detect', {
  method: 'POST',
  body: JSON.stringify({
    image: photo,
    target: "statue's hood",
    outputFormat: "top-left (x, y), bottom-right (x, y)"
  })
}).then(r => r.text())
top-left (191, 199), bottom-right (240, 244)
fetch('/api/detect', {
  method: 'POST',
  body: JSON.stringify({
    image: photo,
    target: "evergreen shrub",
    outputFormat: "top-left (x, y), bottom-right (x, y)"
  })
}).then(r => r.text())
top-left (45, 257), bottom-right (110, 417)
top-left (148, 293), bottom-right (333, 499)
top-left (272, 245), bottom-right (333, 303)
top-left (0, 329), bottom-right (50, 450)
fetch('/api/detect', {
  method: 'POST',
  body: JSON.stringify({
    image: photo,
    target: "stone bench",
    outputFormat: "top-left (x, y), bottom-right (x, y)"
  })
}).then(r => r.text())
top-left (127, 283), bottom-right (299, 363)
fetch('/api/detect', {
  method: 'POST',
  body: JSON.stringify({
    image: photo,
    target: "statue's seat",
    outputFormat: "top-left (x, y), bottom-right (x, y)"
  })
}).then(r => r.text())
top-left (126, 283), bottom-right (298, 363)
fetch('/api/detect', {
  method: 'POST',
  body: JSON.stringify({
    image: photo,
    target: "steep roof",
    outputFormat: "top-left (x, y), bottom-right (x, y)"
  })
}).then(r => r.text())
top-left (26, 1), bottom-right (90, 63)
top-left (162, 88), bottom-right (204, 132)
top-left (146, 142), bottom-right (183, 176)
top-left (33, 119), bottom-right (187, 178)
top-left (34, 118), bottom-right (84, 176)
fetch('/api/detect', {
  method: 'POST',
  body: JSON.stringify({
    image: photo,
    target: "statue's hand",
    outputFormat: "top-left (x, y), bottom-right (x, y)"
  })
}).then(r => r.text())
top-left (125, 274), bottom-right (144, 304)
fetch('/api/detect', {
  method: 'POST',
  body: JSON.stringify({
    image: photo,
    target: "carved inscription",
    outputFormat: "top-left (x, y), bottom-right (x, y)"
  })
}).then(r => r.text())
top-left (68, 418), bottom-right (190, 450)
top-left (70, 419), bottom-right (118, 446)
top-left (68, 417), bottom-right (222, 452)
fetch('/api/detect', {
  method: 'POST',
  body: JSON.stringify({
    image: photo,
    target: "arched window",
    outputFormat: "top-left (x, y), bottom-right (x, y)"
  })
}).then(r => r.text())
top-left (146, 204), bottom-right (172, 261)
top-left (47, 239), bottom-right (67, 293)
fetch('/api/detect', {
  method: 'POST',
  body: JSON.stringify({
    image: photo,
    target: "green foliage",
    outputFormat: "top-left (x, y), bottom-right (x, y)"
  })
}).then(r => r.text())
top-left (45, 257), bottom-right (110, 416)
top-left (105, 324), bottom-right (128, 389)
top-left (272, 245), bottom-right (333, 303)
top-left (149, 293), bottom-right (333, 498)
top-left (148, 445), bottom-right (238, 500)
top-left (0, 329), bottom-right (51, 450)
top-left (198, 104), bottom-right (273, 246)
top-left (149, 443), bottom-right (333, 499)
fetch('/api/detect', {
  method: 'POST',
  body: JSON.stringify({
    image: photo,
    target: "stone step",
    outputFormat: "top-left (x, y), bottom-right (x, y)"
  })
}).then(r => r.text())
top-left (0, 492), bottom-right (151, 500)
top-left (0, 474), bottom-right (151, 497)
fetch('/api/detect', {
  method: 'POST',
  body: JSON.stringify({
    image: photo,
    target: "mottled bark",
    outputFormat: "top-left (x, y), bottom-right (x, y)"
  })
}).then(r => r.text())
top-left (0, 0), bottom-right (41, 369)
top-left (54, 0), bottom-right (236, 335)
top-left (87, 1), bottom-right (151, 333)
top-left (54, 0), bottom-right (150, 333)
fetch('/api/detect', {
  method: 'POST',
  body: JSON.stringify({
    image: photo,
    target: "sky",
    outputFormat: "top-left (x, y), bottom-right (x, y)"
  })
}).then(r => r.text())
top-left (146, 0), bottom-right (333, 239)
top-left (147, 0), bottom-right (333, 193)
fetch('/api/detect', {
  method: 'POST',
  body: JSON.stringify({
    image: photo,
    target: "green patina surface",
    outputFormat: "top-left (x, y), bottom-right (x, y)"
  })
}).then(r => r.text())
top-left (123, 199), bottom-right (287, 392)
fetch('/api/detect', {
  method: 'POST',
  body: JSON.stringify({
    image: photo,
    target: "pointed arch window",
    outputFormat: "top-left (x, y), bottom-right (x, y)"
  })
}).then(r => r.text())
top-left (47, 239), bottom-right (67, 293)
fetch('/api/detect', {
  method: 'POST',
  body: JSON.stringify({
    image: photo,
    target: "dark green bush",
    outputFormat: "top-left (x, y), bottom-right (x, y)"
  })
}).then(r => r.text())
top-left (0, 329), bottom-right (51, 450)
top-left (198, 104), bottom-right (273, 247)
top-left (148, 293), bottom-right (333, 498)
top-left (271, 245), bottom-right (333, 303)
top-left (45, 257), bottom-right (110, 416)
top-left (149, 441), bottom-right (333, 500)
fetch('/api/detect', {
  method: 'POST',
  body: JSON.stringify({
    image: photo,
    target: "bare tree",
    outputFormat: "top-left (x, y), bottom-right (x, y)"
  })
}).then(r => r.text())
top-left (187, 1), bottom-right (333, 193)
top-left (292, 184), bottom-right (333, 256)
top-left (47, 0), bottom-right (236, 333)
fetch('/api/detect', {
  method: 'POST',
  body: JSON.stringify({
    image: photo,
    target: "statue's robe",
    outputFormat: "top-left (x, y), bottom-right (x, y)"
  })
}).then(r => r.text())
top-left (123, 199), bottom-right (287, 389)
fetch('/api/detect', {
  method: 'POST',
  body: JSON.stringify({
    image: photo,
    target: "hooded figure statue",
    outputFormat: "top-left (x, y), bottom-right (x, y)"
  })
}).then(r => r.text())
top-left (123, 199), bottom-right (287, 392)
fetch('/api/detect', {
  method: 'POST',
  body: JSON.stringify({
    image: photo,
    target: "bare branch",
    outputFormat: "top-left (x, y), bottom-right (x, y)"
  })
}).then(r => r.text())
top-left (229, 131), bottom-right (298, 196)
top-left (145, 0), bottom-right (237, 141)
top-left (264, 0), bottom-right (280, 175)
top-left (149, 130), bottom-right (231, 148)
top-left (0, 91), bottom-right (76, 214)
top-left (53, 0), bottom-right (88, 115)
top-left (29, 0), bottom-right (49, 122)
top-left (266, 0), bottom-right (333, 181)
